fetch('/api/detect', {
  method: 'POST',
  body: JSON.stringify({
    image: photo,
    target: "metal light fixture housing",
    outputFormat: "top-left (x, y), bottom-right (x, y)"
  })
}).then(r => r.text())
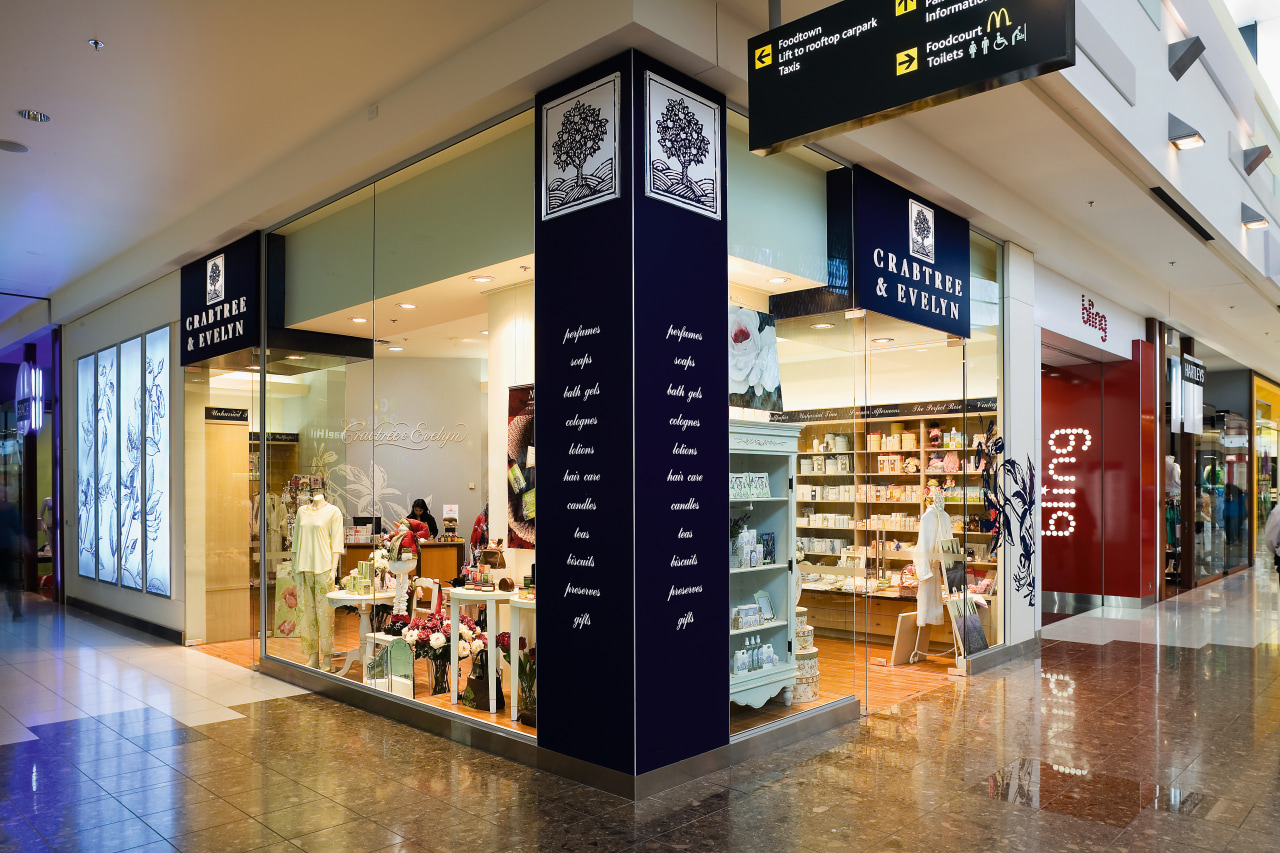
top-left (1242, 202), bottom-right (1269, 230)
top-left (1168, 36), bottom-right (1206, 81)
top-left (1169, 114), bottom-right (1205, 150)
top-left (1244, 145), bottom-right (1272, 176)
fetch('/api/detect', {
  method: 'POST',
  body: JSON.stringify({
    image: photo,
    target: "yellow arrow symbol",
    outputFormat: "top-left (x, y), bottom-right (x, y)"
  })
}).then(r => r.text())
top-left (897, 0), bottom-right (917, 14)
top-left (755, 44), bottom-right (773, 68)
top-left (896, 48), bottom-right (918, 75)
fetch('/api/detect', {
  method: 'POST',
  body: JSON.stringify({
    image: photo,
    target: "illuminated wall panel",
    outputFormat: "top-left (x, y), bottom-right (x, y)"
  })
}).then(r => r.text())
top-left (144, 327), bottom-right (171, 597)
top-left (77, 355), bottom-right (96, 579)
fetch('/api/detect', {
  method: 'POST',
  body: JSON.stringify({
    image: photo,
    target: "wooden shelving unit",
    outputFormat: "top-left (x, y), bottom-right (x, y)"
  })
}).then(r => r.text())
top-left (786, 408), bottom-right (1000, 647)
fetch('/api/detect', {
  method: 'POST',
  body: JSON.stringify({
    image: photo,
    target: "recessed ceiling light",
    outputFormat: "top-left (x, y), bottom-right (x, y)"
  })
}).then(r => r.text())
top-left (286, 355), bottom-right (305, 360)
top-left (768, 276), bottom-right (790, 284)
top-left (0, 140), bottom-right (29, 153)
top-left (388, 346), bottom-right (404, 352)
top-left (88, 39), bottom-right (104, 51)
top-left (396, 303), bottom-right (416, 309)
top-left (469, 275), bottom-right (495, 283)
top-left (350, 317), bottom-right (367, 323)
top-left (481, 330), bottom-right (489, 335)
top-left (871, 337), bottom-right (894, 344)
top-left (776, 336), bottom-right (791, 343)
top-left (810, 323), bottom-right (835, 330)
top-left (917, 348), bottom-right (928, 352)
top-left (16, 110), bottom-right (50, 123)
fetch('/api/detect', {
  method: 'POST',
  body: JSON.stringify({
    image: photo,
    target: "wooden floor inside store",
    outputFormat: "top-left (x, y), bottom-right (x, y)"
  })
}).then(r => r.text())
top-left (198, 617), bottom-right (955, 741)
top-left (728, 635), bottom-right (956, 735)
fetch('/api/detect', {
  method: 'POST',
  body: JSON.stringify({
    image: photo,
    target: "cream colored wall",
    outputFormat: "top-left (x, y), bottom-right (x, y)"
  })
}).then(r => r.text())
top-left (486, 282), bottom-right (535, 583)
top-left (62, 270), bottom-right (185, 633)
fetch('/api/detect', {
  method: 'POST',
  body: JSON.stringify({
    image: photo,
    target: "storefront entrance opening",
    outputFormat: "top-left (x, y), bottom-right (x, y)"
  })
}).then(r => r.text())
top-left (1040, 339), bottom-right (1156, 617)
top-left (739, 228), bottom-right (1004, 731)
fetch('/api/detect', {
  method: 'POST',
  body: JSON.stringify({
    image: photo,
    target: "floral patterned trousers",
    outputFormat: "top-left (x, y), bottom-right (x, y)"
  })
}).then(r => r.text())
top-left (298, 571), bottom-right (335, 661)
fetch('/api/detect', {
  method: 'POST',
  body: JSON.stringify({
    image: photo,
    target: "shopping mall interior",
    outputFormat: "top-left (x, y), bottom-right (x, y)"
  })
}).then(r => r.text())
top-left (6, 0), bottom-right (1280, 850)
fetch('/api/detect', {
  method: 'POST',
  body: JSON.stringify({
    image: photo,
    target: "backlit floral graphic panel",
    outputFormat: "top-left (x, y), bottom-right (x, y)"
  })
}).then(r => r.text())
top-left (119, 337), bottom-right (143, 590)
top-left (77, 355), bottom-right (96, 579)
top-left (97, 347), bottom-right (118, 583)
top-left (145, 327), bottom-right (171, 597)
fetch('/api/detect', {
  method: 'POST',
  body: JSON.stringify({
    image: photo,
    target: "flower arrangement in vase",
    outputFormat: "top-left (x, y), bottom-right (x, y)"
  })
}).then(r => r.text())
top-left (461, 632), bottom-right (504, 711)
top-left (498, 631), bottom-right (536, 726)
top-left (402, 609), bottom-right (477, 695)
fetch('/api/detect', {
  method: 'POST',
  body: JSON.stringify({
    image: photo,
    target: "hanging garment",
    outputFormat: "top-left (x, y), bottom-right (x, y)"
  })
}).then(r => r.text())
top-left (912, 503), bottom-right (948, 627)
top-left (292, 501), bottom-right (345, 574)
top-left (266, 493), bottom-right (287, 555)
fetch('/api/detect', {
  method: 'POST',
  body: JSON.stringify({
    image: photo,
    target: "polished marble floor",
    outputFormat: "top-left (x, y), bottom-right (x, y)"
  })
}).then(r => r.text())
top-left (2, 564), bottom-right (1280, 851)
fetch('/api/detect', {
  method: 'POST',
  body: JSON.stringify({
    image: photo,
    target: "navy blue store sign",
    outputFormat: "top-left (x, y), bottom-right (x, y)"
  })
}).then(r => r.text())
top-left (853, 167), bottom-right (970, 339)
top-left (181, 233), bottom-right (261, 366)
top-left (747, 0), bottom-right (1073, 153)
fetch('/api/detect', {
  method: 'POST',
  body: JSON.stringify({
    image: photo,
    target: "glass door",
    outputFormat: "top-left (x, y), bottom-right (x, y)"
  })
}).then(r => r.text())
top-left (858, 312), bottom-right (978, 712)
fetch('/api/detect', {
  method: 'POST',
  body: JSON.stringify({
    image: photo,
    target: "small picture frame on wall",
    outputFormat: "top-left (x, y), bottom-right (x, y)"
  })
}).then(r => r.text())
top-left (754, 590), bottom-right (775, 623)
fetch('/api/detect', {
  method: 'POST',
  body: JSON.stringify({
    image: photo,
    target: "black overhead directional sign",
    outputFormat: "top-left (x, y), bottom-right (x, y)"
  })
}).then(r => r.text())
top-left (748, 0), bottom-right (1074, 154)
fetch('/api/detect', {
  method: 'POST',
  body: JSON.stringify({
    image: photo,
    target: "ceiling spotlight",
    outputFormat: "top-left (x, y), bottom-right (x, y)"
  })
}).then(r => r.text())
top-left (350, 317), bottom-right (367, 323)
top-left (768, 276), bottom-right (790, 284)
top-left (88, 38), bottom-right (104, 51)
top-left (917, 348), bottom-right (928, 352)
top-left (1242, 203), bottom-right (1269, 230)
top-left (776, 336), bottom-right (791, 343)
top-left (388, 346), bottom-right (404, 352)
top-left (871, 337), bottom-right (895, 343)
top-left (810, 323), bottom-right (835, 330)
top-left (286, 355), bottom-right (305, 360)
top-left (396, 303), bottom-right (416, 309)
top-left (469, 275), bottom-right (495, 283)
top-left (1168, 113), bottom-right (1205, 150)
top-left (16, 110), bottom-right (50, 123)
top-left (0, 140), bottom-right (29, 153)
top-left (481, 330), bottom-right (489, 335)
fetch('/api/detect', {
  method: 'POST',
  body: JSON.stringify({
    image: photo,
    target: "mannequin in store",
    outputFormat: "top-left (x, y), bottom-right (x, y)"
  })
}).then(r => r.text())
top-left (1165, 456), bottom-right (1181, 497)
top-left (911, 497), bottom-right (947, 628)
top-left (292, 489), bottom-right (344, 669)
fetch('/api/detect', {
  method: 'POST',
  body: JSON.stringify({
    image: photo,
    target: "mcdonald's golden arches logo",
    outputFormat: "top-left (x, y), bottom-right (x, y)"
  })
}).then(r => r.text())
top-left (986, 8), bottom-right (1012, 31)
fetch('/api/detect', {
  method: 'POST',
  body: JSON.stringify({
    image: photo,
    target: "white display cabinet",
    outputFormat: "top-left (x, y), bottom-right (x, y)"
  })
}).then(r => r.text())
top-left (729, 420), bottom-right (800, 709)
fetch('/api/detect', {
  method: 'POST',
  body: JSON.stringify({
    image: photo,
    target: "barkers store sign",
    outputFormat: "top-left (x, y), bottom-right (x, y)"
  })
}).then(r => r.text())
top-left (852, 166), bottom-right (970, 338)
top-left (180, 232), bottom-right (260, 366)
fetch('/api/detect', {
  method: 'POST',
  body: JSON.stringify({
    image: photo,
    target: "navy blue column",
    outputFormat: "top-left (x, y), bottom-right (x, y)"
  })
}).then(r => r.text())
top-left (536, 50), bottom-right (729, 778)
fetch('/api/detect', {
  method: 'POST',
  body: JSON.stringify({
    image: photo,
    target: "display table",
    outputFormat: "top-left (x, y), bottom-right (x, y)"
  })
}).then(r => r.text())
top-left (448, 588), bottom-right (514, 713)
top-left (508, 597), bottom-right (536, 723)
top-left (325, 589), bottom-right (394, 680)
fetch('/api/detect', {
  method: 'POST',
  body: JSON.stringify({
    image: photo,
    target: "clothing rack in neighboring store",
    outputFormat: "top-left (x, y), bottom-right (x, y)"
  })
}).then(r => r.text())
top-left (1164, 496), bottom-right (1182, 584)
